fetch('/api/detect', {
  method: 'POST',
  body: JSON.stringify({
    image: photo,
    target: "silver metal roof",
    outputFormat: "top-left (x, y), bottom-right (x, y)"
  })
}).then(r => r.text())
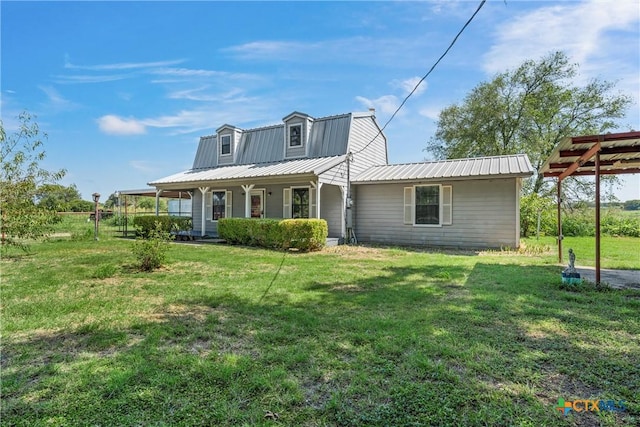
top-left (352, 154), bottom-right (533, 183)
top-left (190, 113), bottom-right (355, 169)
top-left (150, 155), bottom-right (346, 186)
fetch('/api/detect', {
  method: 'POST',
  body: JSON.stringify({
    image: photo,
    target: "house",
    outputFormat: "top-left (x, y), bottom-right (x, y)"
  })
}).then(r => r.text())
top-left (149, 111), bottom-right (533, 249)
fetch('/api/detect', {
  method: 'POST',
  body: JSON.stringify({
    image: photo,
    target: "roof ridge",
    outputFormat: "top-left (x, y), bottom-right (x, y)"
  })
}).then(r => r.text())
top-left (369, 154), bottom-right (527, 168)
top-left (188, 154), bottom-right (346, 172)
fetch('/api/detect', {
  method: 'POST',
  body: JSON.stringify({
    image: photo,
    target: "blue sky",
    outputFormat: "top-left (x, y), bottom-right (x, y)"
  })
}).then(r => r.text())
top-left (2, 0), bottom-right (639, 202)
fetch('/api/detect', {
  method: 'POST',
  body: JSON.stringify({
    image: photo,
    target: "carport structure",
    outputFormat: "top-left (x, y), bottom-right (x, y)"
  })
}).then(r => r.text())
top-left (539, 131), bottom-right (640, 284)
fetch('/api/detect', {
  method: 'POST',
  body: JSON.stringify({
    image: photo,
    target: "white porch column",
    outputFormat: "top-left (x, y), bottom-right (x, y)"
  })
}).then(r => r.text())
top-left (339, 185), bottom-right (346, 238)
top-left (241, 184), bottom-right (255, 218)
top-left (198, 187), bottom-right (209, 236)
top-left (310, 181), bottom-right (323, 219)
top-left (155, 189), bottom-right (163, 216)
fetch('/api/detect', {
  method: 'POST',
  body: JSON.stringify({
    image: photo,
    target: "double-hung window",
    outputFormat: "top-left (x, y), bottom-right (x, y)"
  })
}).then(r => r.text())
top-left (292, 188), bottom-right (309, 218)
top-left (288, 124), bottom-right (302, 147)
top-left (404, 184), bottom-right (452, 226)
top-left (212, 191), bottom-right (226, 220)
top-left (220, 135), bottom-right (232, 156)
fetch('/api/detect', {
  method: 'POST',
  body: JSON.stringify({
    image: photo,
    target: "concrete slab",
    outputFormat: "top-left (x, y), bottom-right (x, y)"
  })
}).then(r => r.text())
top-left (575, 266), bottom-right (640, 290)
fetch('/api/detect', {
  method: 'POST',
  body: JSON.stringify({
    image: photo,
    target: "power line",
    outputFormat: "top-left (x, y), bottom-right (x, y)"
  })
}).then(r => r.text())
top-left (352, 0), bottom-right (487, 156)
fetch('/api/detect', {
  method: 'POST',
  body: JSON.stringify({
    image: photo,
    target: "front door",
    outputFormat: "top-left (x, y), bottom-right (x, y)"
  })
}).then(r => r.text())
top-left (250, 190), bottom-right (264, 218)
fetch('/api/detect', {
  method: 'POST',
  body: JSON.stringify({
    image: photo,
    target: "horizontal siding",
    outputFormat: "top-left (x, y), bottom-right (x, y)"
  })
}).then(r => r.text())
top-left (348, 116), bottom-right (387, 178)
top-left (354, 179), bottom-right (518, 248)
top-left (191, 181), bottom-right (343, 237)
top-left (321, 184), bottom-right (344, 238)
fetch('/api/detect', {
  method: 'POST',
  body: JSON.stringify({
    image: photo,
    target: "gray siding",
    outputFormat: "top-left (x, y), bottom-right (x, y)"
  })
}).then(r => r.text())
top-left (284, 116), bottom-right (308, 159)
top-left (320, 184), bottom-right (344, 238)
top-left (348, 115), bottom-right (388, 178)
top-left (354, 178), bottom-right (519, 249)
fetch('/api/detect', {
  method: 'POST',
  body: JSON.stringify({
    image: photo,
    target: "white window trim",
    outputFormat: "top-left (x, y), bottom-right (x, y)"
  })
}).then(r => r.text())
top-left (219, 134), bottom-right (233, 157)
top-left (287, 123), bottom-right (303, 148)
top-left (210, 189), bottom-right (231, 222)
top-left (402, 184), bottom-right (453, 228)
top-left (287, 186), bottom-right (312, 219)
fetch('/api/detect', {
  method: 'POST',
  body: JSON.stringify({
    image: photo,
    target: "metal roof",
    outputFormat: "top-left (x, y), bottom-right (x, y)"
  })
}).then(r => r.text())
top-left (149, 155), bottom-right (346, 187)
top-left (352, 154), bottom-right (533, 183)
top-left (190, 113), bottom-right (354, 169)
top-left (539, 131), bottom-right (640, 178)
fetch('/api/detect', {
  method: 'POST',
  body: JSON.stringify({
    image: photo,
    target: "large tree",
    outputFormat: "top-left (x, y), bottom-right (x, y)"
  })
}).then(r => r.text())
top-left (35, 183), bottom-right (82, 211)
top-left (1, 112), bottom-right (66, 250)
top-left (426, 51), bottom-right (632, 196)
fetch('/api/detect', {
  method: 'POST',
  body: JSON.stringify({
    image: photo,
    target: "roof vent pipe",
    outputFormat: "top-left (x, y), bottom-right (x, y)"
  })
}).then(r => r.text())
top-left (368, 108), bottom-right (376, 115)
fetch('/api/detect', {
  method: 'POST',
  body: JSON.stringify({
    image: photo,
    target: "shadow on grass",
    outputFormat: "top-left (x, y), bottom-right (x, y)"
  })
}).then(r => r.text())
top-left (3, 262), bottom-right (638, 426)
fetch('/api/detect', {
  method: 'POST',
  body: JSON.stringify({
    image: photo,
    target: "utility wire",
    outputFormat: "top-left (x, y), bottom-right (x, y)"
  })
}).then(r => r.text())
top-left (352, 0), bottom-right (487, 156)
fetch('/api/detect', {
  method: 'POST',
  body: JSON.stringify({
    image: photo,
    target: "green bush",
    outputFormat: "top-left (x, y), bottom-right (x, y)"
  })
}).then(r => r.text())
top-left (132, 222), bottom-right (171, 271)
top-left (280, 219), bottom-right (328, 251)
top-left (132, 216), bottom-right (192, 237)
top-left (218, 218), bottom-right (328, 251)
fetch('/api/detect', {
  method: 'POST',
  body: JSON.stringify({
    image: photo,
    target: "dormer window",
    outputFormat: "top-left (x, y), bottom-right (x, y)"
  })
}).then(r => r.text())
top-left (220, 135), bottom-right (232, 156)
top-left (288, 124), bottom-right (302, 147)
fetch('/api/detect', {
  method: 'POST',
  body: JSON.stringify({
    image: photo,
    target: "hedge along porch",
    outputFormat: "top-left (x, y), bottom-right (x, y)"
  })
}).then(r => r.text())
top-left (149, 155), bottom-right (351, 239)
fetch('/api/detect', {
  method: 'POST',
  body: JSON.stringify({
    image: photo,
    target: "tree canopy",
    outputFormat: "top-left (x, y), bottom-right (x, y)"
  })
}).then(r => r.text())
top-left (1, 113), bottom-right (66, 250)
top-left (425, 51), bottom-right (632, 195)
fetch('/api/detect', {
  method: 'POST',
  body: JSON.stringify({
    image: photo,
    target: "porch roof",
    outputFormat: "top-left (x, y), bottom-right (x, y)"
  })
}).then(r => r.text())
top-left (149, 155), bottom-right (346, 187)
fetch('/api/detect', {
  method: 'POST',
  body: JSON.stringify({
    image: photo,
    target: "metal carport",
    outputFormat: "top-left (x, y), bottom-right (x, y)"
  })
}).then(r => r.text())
top-left (539, 131), bottom-right (640, 284)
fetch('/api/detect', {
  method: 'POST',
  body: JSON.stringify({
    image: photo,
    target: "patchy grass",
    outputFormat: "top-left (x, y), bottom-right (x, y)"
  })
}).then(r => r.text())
top-left (2, 238), bottom-right (639, 426)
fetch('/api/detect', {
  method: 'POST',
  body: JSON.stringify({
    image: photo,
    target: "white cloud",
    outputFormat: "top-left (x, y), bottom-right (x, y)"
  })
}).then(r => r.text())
top-left (53, 74), bottom-right (131, 84)
top-left (484, 0), bottom-right (640, 76)
top-left (97, 115), bottom-right (147, 135)
top-left (38, 85), bottom-right (78, 111)
top-left (392, 76), bottom-right (428, 97)
top-left (418, 105), bottom-right (442, 121)
top-left (355, 95), bottom-right (399, 115)
top-left (65, 57), bottom-right (185, 71)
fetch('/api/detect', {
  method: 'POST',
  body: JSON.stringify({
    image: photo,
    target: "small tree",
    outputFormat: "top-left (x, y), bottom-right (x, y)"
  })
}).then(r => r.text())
top-left (1, 113), bottom-right (66, 250)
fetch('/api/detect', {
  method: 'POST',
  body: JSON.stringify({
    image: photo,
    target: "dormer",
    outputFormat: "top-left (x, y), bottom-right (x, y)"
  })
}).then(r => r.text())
top-left (283, 112), bottom-right (313, 159)
top-left (216, 124), bottom-right (242, 165)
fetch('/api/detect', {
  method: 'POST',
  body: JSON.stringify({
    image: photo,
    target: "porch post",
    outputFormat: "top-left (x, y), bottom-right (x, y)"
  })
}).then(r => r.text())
top-left (595, 152), bottom-right (601, 284)
top-left (339, 186), bottom-right (346, 239)
top-left (242, 184), bottom-right (255, 218)
top-left (198, 187), bottom-right (209, 237)
top-left (155, 189), bottom-right (162, 216)
top-left (314, 181), bottom-right (323, 219)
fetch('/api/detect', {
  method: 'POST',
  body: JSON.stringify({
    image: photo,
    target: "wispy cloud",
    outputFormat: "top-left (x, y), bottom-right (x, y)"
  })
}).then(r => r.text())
top-left (38, 85), bottom-right (79, 111)
top-left (483, 0), bottom-right (640, 77)
top-left (65, 56), bottom-right (185, 71)
top-left (355, 95), bottom-right (399, 115)
top-left (97, 115), bottom-right (147, 135)
top-left (148, 67), bottom-right (229, 78)
top-left (53, 74), bottom-right (131, 84)
top-left (391, 77), bottom-right (428, 97)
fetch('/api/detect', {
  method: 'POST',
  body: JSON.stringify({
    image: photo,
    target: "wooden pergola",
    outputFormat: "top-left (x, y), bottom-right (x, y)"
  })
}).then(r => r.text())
top-left (539, 131), bottom-right (640, 284)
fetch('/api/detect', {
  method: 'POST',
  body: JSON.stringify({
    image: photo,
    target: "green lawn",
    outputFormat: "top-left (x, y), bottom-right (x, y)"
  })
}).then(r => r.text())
top-left (2, 237), bottom-right (639, 426)
top-left (522, 236), bottom-right (640, 270)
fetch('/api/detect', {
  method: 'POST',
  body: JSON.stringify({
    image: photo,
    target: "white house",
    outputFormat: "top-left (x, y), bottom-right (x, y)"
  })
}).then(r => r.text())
top-left (149, 111), bottom-right (533, 249)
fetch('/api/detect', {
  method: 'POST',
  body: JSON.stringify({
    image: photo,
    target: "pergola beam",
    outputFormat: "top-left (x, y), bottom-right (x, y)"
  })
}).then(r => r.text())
top-left (557, 142), bottom-right (601, 181)
top-left (543, 168), bottom-right (640, 177)
top-left (559, 146), bottom-right (638, 157)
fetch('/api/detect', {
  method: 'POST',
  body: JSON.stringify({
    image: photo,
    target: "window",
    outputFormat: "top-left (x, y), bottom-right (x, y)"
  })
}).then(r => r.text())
top-left (289, 124), bottom-right (302, 147)
top-left (404, 185), bottom-right (452, 226)
top-left (220, 135), bottom-right (231, 155)
top-left (415, 185), bottom-right (440, 225)
top-left (292, 188), bottom-right (309, 218)
top-left (212, 191), bottom-right (226, 220)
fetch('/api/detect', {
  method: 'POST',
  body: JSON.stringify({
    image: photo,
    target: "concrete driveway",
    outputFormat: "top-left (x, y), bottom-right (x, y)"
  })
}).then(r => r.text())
top-left (575, 266), bottom-right (640, 290)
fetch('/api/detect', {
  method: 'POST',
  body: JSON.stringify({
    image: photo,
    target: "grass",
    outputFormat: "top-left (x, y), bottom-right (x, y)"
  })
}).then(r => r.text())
top-left (522, 236), bottom-right (640, 270)
top-left (2, 236), bottom-right (639, 426)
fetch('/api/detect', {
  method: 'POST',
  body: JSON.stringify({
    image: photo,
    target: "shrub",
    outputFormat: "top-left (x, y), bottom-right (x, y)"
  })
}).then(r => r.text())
top-left (218, 218), bottom-right (328, 251)
top-left (280, 219), bottom-right (328, 251)
top-left (132, 222), bottom-right (171, 271)
top-left (132, 215), bottom-right (192, 237)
